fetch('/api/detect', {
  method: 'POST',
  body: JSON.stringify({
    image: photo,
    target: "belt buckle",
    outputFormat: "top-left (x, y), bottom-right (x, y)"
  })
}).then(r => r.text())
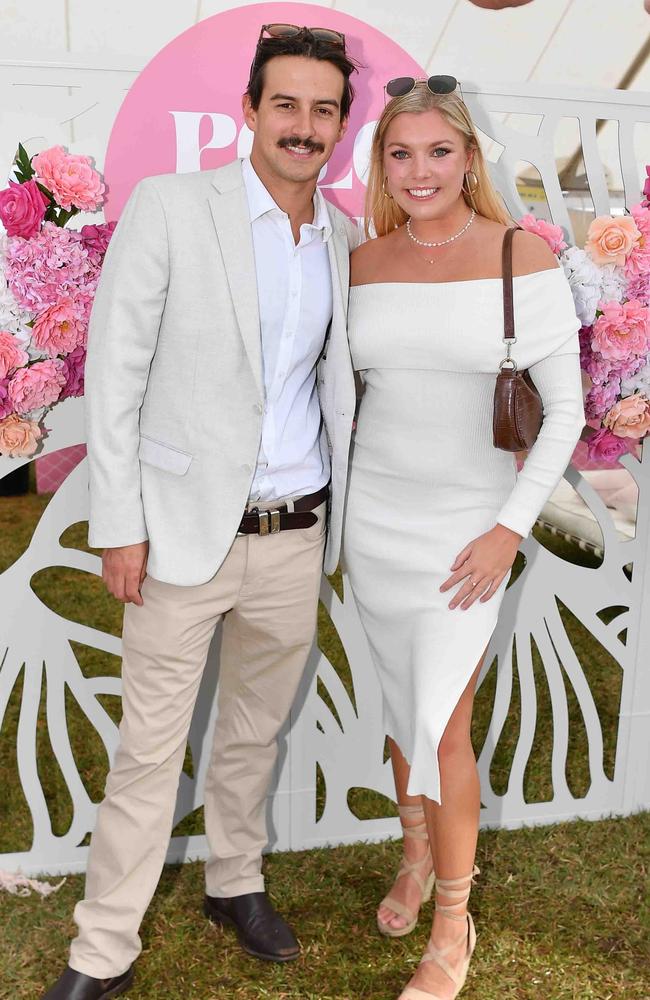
top-left (258, 509), bottom-right (281, 535)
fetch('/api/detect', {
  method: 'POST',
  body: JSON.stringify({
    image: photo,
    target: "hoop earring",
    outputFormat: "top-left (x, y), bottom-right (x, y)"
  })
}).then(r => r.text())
top-left (382, 176), bottom-right (393, 200)
top-left (462, 170), bottom-right (479, 196)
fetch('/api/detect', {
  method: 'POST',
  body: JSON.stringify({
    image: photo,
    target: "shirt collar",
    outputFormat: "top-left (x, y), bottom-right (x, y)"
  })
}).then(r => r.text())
top-left (241, 157), bottom-right (333, 242)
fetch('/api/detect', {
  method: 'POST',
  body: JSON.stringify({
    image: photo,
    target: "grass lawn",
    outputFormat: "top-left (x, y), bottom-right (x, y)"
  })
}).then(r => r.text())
top-left (1, 491), bottom-right (649, 998)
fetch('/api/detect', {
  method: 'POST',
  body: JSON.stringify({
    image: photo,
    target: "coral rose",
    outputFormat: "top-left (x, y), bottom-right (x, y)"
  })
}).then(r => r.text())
top-left (585, 214), bottom-right (641, 267)
top-left (591, 299), bottom-right (650, 361)
top-left (8, 358), bottom-right (66, 413)
top-left (32, 299), bottom-right (86, 357)
top-left (0, 413), bottom-right (42, 456)
top-left (518, 214), bottom-right (567, 254)
top-left (0, 330), bottom-right (29, 378)
top-left (0, 179), bottom-right (49, 239)
top-left (604, 393), bottom-right (650, 439)
top-left (32, 145), bottom-right (105, 212)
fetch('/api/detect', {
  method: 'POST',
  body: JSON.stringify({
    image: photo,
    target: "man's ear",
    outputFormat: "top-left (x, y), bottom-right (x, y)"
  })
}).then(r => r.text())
top-left (337, 114), bottom-right (350, 143)
top-left (242, 93), bottom-right (257, 132)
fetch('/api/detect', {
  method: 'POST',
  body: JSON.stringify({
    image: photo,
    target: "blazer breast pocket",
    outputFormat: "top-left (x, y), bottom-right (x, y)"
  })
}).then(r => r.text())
top-left (138, 434), bottom-right (193, 475)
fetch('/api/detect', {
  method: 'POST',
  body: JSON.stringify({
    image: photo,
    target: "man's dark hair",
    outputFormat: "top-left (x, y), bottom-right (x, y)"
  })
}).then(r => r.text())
top-left (246, 30), bottom-right (358, 120)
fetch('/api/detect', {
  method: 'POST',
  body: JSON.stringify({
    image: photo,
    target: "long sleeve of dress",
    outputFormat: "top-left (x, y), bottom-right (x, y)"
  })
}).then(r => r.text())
top-left (496, 322), bottom-right (585, 539)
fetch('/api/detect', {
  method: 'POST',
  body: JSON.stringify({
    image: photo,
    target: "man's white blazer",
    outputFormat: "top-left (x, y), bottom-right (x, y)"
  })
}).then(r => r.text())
top-left (85, 159), bottom-right (358, 585)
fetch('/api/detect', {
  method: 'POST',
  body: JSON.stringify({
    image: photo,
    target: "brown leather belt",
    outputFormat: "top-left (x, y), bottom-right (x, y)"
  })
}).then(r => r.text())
top-left (238, 484), bottom-right (329, 536)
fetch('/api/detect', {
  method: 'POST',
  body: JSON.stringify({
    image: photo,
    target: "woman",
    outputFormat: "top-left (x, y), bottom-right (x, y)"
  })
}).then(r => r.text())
top-left (343, 78), bottom-right (584, 1000)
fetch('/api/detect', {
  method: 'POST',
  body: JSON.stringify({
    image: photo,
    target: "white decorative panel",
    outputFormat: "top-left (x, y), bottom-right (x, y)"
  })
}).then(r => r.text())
top-left (1, 73), bottom-right (649, 876)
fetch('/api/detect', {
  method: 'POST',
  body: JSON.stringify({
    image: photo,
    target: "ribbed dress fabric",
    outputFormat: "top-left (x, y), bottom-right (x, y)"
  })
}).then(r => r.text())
top-left (343, 269), bottom-right (584, 802)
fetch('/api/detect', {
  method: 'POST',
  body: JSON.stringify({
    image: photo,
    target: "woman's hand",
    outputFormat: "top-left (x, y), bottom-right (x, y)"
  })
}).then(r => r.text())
top-left (440, 524), bottom-right (522, 610)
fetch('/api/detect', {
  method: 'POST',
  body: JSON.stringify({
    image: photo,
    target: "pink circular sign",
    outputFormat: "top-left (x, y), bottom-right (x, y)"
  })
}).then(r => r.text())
top-left (104, 2), bottom-right (424, 221)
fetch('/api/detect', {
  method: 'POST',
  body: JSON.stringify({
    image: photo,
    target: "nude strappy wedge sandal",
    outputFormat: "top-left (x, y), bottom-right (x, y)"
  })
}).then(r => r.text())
top-left (398, 866), bottom-right (479, 1000)
top-left (377, 804), bottom-right (435, 938)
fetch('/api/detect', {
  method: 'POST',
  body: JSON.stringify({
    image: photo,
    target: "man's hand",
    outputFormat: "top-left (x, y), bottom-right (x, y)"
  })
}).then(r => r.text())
top-left (102, 542), bottom-right (149, 605)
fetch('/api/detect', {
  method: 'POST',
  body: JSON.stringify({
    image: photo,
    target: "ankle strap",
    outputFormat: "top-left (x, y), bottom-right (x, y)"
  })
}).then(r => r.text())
top-left (435, 865), bottom-right (479, 922)
top-left (398, 803), bottom-right (429, 841)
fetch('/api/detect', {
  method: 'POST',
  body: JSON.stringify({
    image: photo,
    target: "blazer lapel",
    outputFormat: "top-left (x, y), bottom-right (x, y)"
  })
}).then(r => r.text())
top-left (327, 219), bottom-right (350, 350)
top-left (208, 166), bottom-right (263, 398)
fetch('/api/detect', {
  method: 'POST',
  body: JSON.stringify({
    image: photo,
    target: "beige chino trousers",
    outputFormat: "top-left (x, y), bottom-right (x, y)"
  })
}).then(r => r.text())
top-left (69, 499), bottom-right (326, 979)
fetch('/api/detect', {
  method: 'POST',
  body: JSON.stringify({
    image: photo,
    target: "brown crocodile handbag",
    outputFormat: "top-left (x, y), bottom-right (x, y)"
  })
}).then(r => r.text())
top-left (493, 226), bottom-right (543, 451)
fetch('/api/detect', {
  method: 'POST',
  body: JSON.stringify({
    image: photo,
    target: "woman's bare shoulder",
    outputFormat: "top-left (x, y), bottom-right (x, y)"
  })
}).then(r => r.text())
top-left (351, 229), bottom-right (401, 286)
top-left (511, 228), bottom-right (559, 277)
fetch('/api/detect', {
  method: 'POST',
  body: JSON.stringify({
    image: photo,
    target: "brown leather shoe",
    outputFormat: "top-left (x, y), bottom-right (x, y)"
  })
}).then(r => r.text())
top-left (41, 964), bottom-right (134, 999)
top-left (204, 891), bottom-right (300, 962)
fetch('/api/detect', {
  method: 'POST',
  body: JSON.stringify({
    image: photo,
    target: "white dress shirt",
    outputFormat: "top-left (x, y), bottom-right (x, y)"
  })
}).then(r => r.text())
top-left (242, 157), bottom-right (333, 502)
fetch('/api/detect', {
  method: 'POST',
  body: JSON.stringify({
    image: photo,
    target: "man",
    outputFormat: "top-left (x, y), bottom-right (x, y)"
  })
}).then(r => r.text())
top-left (43, 25), bottom-right (359, 1000)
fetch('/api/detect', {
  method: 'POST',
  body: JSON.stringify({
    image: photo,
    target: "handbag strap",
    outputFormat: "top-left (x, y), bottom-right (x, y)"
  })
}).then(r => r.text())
top-left (501, 225), bottom-right (521, 343)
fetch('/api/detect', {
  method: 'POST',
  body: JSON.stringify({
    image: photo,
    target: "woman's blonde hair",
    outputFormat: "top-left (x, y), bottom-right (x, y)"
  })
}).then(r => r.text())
top-left (366, 83), bottom-right (511, 238)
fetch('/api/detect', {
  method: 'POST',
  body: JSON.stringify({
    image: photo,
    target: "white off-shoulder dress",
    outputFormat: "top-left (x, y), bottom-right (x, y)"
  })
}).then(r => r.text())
top-left (343, 269), bottom-right (584, 802)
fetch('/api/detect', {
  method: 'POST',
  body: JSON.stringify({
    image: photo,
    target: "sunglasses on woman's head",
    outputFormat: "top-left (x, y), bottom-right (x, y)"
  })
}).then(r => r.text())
top-left (385, 75), bottom-right (459, 98)
top-left (257, 23), bottom-right (346, 49)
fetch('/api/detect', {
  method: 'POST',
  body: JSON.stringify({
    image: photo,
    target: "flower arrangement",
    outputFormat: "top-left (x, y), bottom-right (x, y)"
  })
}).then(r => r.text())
top-left (0, 144), bottom-right (114, 457)
top-left (519, 192), bottom-right (650, 465)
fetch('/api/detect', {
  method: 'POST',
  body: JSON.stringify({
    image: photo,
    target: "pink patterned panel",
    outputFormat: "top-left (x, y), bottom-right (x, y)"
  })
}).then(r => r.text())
top-left (35, 445), bottom-right (87, 494)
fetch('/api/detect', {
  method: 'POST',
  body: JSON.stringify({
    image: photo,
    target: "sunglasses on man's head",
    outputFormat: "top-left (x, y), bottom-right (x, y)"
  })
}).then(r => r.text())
top-left (385, 75), bottom-right (459, 98)
top-left (257, 23), bottom-right (346, 49)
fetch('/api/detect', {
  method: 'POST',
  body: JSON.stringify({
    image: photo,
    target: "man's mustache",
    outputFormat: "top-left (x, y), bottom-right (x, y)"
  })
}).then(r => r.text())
top-left (278, 137), bottom-right (325, 154)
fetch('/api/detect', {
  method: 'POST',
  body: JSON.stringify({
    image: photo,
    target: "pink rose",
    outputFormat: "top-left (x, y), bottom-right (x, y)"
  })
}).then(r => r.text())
top-left (32, 145), bottom-right (105, 213)
top-left (586, 427), bottom-right (629, 464)
top-left (518, 214), bottom-right (567, 254)
top-left (585, 215), bottom-right (641, 267)
top-left (0, 330), bottom-right (29, 378)
top-left (59, 345), bottom-right (85, 400)
top-left (0, 412), bottom-right (42, 457)
top-left (80, 221), bottom-right (116, 264)
top-left (8, 358), bottom-right (66, 413)
top-left (603, 393), bottom-right (650, 439)
top-left (643, 166), bottom-right (650, 208)
top-left (0, 179), bottom-right (49, 238)
top-left (0, 379), bottom-right (12, 419)
top-left (591, 300), bottom-right (650, 361)
top-left (32, 298), bottom-right (86, 357)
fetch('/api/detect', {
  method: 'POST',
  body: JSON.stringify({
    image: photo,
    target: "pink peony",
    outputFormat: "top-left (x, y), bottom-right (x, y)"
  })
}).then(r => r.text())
top-left (585, 214), bottom-right (641, 267)
top-left (518, 214), bottom-right (567, 254)
top-left (4, 223), bottom-right (96, 312)
top-left (604, 392), bottom-right (650, 439)
top-left (0, 329), bottom-right (29, 378)
top-left (0, 179), bottom-right (49, 238)
top-left (591, 299), bottom-right (650, 361)
top-left (32, 145), bottom-right (105, 213)
top-left (32, 298), bottom-right (86, 357)
top-left (624, 203), bottom-right (650, 279)
top-left (80, 221), bottom-right (116, 264)
top-left (0, 378), bottom-right (12, 419)
top-left (59, 344), bottom-right (85, 400)
top-left (586, 427), bottom-right (629, 464)
top-left (8, 358), bottom-right (66, 413)
top-left (0, 412), bottom-right (42, 456)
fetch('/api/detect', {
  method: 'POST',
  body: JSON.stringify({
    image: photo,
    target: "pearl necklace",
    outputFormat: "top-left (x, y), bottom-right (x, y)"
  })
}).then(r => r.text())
top-left (406, 209), bottom-right (476, 248)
